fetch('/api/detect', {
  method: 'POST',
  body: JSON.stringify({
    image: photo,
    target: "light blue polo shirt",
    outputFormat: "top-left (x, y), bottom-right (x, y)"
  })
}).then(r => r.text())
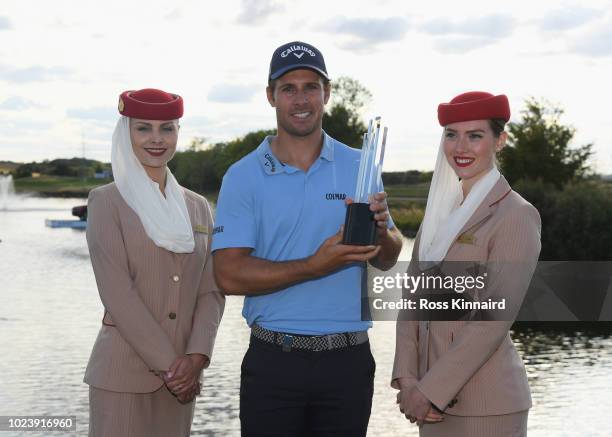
top-left (212, 132), bottom-right (392, 335)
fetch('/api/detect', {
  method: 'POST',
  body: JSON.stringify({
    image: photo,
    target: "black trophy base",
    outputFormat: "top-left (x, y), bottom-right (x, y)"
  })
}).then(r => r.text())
top-left (342, 202), bottom-right (377, 245)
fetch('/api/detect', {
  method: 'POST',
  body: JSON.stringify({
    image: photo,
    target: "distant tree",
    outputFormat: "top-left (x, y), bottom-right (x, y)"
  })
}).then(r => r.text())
top-left (14, 158), bottom-right (109, 179)
top-left (323, 76), bottom-right (371, 148)
top-left (14, 163), bottom-right (41, 178)
top-left (419, 171), bottom-right (433, 183)
top-left (215, 129), bottom-right (275, 178)
top-left (514, 179), bottom-right (612, 260)
top-left (499, 98), bottom-right (593, 188)
top-left (383, 170), bottom-right (428, 185)
top-left (187, 137), bottom-right (207, 151)
top-left (329, 76), bottom-right (372, 116)
top-left (170, 130), bottom-right (275, 193)
top-left (50, 161), bottom-right (77, 177)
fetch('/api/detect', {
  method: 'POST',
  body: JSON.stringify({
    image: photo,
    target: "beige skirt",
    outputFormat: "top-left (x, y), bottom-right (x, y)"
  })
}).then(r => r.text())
top-left (88, 385), bottom-right (195, 437)
top-left (419, 410), bottom-right (528, 437)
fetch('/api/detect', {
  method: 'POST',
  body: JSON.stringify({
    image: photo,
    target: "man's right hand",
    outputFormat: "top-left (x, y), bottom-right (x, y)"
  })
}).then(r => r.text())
top-left (306, 228), bottom-right (381, 277)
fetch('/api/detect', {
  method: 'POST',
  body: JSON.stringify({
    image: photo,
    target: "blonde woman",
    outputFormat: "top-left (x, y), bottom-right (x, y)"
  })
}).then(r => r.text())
top-left (85, 88), bottom-right (225, 437)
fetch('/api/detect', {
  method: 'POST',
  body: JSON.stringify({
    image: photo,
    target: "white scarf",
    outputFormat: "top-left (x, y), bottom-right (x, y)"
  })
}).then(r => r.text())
top-left (419, 134), bottom-right (500, 263)
top-left (111, 116), bottom-right (194, 253)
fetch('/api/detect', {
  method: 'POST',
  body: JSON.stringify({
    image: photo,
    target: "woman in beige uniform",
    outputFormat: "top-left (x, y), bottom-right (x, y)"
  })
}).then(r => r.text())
top-left (85, 88), bottom-right (225, 437)
top-left (392, 91), bottom-right (541, 436)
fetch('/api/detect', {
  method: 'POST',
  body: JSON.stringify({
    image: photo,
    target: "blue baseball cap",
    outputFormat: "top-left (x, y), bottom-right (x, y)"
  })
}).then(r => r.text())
top-left (268, 41), bottom-right (329, 81)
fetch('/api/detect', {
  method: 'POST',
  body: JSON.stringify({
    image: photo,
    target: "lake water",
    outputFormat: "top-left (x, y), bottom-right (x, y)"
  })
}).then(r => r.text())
top-left (0, 196), bottom-right (611, 436)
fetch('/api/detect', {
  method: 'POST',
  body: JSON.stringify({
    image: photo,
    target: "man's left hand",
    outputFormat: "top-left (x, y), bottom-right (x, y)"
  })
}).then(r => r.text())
top-left (368, 192), bottom-right (390, 237)
top-left (345, 191), bottom-right (401, 271)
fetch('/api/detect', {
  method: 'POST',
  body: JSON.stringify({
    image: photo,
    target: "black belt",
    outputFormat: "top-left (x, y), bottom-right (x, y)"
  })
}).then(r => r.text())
top-left (251, 324), bottom-right (368, 352)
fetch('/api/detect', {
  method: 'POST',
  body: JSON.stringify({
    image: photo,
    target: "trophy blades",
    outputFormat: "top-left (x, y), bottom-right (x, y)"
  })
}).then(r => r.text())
top-left (375, 126), bottom-right (388, 190)
top-left (354, 132), bottom-right (369, 201)
top-left (364, 117), bottom-right (382, 202)
top-left (356, 119), bottom-right (376, 202)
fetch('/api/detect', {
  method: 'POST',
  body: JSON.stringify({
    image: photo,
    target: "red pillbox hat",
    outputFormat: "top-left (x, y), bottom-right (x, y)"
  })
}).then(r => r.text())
top-left (438, 91), bottom-right (510, 126)
top-left (118, 88), bottom-right (183, 120)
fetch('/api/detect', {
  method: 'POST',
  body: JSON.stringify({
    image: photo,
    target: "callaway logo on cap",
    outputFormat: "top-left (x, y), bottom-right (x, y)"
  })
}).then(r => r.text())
top-left (268, 41), bottom-right (329, 81)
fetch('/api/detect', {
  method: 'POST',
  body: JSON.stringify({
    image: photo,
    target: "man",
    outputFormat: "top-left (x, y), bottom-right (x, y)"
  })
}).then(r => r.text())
top-left (212, 41), bottom-right (402, 436)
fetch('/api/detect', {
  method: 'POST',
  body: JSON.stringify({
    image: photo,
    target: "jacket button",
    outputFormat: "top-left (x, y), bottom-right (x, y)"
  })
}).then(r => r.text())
top-left (448, 398), bottom-right (458, 408)
top-left (168, 312), bottom-right (177, 320)
top-left (172, 275), bottom-right (180, 282)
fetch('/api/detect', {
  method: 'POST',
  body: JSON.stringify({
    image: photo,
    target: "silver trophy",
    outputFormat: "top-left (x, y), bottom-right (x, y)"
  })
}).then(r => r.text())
top-left (342, 116), bottom-right (388, 245)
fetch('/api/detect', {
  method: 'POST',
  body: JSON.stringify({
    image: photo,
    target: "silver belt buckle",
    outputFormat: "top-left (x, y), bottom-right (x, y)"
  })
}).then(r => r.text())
top-left (281, 334), bottom-right (293, 352)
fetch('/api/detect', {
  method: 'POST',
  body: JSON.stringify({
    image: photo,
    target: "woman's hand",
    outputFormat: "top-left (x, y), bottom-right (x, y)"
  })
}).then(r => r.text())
top-left (175, 381), bottom-right (201, 404)
top-left (397, 385), bottom-right (441, 426)
top-left (422, 406), bottom-right (444, 424)
top-left (163, 354), bottom-right (209, 400)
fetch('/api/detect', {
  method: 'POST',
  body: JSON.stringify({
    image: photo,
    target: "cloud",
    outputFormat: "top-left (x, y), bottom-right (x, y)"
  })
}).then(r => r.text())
top-left (0, 97), bottom-right (39, 110)
top-left (207, 83), bottom-right (260, 103)
top-left (0, 16), bottom-right (12, 30)
top-left (165, 8), bottom-right (182, 21)
top-left (0, 118), bottom-right (54, 136)
top-left (433, 36), bottom-right (497, 54)
top-left (420, 14), bottom-right (515, 39)
top-left (66, 107), bottom-right (117, 125)
top-left (571, 25), bottom-right (612, 57)
top-left (539, 6), bottom-right (601, 32)
top-left (323, 16), bottom-right (409, 50)
top-left (182, 115), bottom-right (212, 127)
top-left (236, 0), bottom-right (283, 25)
top-left (0, 64), bottom-right (71, 83)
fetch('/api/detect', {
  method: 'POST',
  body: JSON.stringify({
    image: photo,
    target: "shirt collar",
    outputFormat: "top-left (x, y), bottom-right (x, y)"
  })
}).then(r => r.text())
top-left (320, 131), bottom-right (335, 162)
top-left (256, 131), bottom-right (335, 176)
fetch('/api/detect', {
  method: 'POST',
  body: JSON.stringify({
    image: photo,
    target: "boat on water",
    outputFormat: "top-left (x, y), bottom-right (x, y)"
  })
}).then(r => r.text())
top-left (45, 219), bottom-right (87, 229)
top-left (45, 205), bottom-right (88, 229)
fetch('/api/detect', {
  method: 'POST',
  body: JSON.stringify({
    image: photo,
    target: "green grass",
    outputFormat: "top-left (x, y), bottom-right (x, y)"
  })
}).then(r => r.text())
top-left (596, 179), bottom-right (612, 193)
top-left (389, 205), bottom-right (424, 237)
top-left (385, 182), bottom-right (430, 199)
top-left (14, 176), bottom-right (112, 197)
top-left (383, 183), bottom-right (429, 237)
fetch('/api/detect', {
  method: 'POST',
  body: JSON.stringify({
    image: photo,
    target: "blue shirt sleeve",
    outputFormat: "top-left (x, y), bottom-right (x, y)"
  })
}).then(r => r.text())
top-left (211, 167), bottom-right (257, 251)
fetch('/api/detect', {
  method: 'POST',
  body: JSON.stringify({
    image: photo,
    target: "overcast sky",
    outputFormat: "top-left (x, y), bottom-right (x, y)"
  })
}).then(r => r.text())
top-left (1, 0), bottom-right (611, 172)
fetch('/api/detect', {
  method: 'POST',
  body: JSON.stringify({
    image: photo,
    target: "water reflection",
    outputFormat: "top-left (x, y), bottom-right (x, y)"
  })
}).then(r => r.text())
top-left (0, 199), bottom-right (611, 436)
top-left (512, 324), bottom-right (612, 436)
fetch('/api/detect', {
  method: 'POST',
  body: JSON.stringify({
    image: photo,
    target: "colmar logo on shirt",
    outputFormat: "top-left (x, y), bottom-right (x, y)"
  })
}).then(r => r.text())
top-left (325, 193), bottom-right (347, 200)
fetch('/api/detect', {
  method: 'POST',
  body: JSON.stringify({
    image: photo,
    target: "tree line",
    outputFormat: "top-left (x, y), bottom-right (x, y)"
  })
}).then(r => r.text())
top-left (13, 158), bottom-right (110, 179)
top-left (9, 77), bottom-right (610, 259)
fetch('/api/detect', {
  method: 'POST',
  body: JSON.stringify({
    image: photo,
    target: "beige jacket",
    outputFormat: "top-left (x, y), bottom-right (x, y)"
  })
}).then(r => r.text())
top-left (84, 183), bottom-right (225, 393)
top-left (392, 176), bottom-right (541, 416)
